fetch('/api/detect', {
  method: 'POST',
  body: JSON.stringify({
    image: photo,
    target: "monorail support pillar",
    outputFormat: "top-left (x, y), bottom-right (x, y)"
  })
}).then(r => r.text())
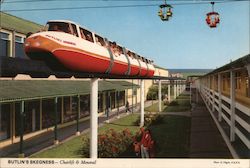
top-left (168, 82), bottom-right (171, 103)
top-left (117, 91), bottom-right (120, 119)
top-left (158, 80), bottom-right (162, 112)
top-left (18, 101), bottom-right (25, 158)
top-left (177, 80), bottom-right (179, 96)
top-left (76, 95), bottom-right (80, 136)
top-left (230, 70), bottom-right (236, 142)
top-left (132, 79), bottom-right (134, 114)
top-left (90, 78), bottom-right (98, 159)
top-left (54, 97), bottom-right (59, 145)
top-left (140, 79), bottom-right (145, 127)
top-left (190, 82), bottom-right (192, 105)
top-left (174, 81), bottom-right (177, 100)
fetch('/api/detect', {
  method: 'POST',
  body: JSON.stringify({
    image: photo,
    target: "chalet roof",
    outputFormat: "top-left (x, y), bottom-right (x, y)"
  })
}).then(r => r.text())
top-left (0, 80), bottom-right (136, 103)
top-left (0, 12), bottom-right (43, 34)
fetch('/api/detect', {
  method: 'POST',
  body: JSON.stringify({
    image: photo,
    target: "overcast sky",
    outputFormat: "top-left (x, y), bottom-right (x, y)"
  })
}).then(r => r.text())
top-left (2, 0), bottom-right (249, 69)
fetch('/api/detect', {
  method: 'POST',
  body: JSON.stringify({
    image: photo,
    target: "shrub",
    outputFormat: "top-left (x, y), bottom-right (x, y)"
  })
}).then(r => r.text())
top-left (146, 85), bottom-right (158, 100)
top-left (169, 101), bottom-right (179, 106)
top-left (134, 114), bottom-right (165, 127)
top-left (163, 100), bottom-right (170, 105)
top-left (81, 129), bottom-right (134, 158)
top-left (150, 115), bottom-right (165, 125)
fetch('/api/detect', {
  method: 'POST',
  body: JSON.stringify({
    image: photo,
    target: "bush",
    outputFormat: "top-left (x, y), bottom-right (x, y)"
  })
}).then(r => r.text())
top-left (134, 114), bottom-right (165, 127)
top-left (169, 101), bottom-right (179, 106)
top-left (163, 99), bottom-right (169, 105)
top-left (151, 115), bottom-right (165, 125)
top-left (146, 85), bottom-right (158, 100)
top-left (81, 129), bottom-right (134, 158)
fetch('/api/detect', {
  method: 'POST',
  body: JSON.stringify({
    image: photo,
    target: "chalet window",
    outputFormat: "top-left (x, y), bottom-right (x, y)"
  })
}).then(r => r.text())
top-left (222, 75), bottom-right (227, 91)
top-left (235, 71), bottom-right (241, 90)
top-left (246, 77), bottom-right (250, 97)
top-left (0, 104), bottom-right (11, 141)
top-left (0, 32), bottom-right (10, 57)
top-left (15, 35), bottom-right (27, 59)
top-left (80, 95), bottom-right (90, 118)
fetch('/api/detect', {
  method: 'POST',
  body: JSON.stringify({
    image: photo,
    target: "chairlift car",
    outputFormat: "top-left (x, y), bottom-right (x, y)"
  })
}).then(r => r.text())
top-left (206, 2), bottom-right (220, 28)
top-left (158, 0), bottom-right (173, 21)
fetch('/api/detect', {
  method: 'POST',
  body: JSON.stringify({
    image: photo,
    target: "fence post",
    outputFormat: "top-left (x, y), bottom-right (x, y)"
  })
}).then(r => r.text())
top-left (212, 75), bottom-right (215, 112)
top-left (218, 73), bottom-right (222, 122)
top-left (230, 70), bottom-right (236, 142)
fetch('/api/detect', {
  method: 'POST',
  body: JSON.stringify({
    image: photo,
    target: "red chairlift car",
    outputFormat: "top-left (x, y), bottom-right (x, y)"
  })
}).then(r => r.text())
top-left (206, 2), bottom-right (220, 28)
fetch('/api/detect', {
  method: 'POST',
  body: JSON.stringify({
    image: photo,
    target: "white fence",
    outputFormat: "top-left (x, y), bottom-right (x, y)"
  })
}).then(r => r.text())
top-left (200, 86), bottom-right (250, 158)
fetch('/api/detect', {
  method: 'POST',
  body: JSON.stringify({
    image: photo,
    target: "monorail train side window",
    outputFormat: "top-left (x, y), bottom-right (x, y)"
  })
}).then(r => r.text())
top-left (117, 46), bottom-right (123, 55)
top-left (94, 35), bottom-right (105, 46)
top-left (127, 51), bottom-right (132, 57)
top-left (80, 28), bottom-right (94, 43)
top-left (48, 22), bottom-right (71, 34)
top-left (70, 24), bottom-right (79, 37)
top-left (79, 28), bottom-right (86, 39)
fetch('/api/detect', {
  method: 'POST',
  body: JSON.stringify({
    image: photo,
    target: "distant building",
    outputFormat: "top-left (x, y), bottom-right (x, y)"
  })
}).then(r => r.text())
top-left (171, 73), bottom-right (183, 78)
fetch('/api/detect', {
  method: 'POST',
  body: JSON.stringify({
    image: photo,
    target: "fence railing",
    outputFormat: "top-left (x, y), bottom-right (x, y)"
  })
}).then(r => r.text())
top-left (200, 85), bottom-right (250, 158)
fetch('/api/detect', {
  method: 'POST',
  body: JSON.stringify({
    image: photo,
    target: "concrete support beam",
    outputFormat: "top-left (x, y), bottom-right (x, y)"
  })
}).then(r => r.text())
top-left (54, 97), bottom-right (59, 145)
top-left (18, 101), bottom-right (25, 158)
top-left (90, 78), bottom-right (98, 159)
top-left (158, 80), bottom-right (162, 112)
top-left (132, 79), bottom-right (134, 114)
top-left (190, 83), bottom-right (192, 105)
top-left (117, 91), bottom-right (120, 119)
top-left (76, 95), bottom-right (80, 136)
top-left (168, 83), bottom-right (171, 103)
top-left (174, 82), bottom-right (177, 99)
top-left (230, 71), bottom-right (236, 142)
top-left (39, 99), bottom-right (42, 130)
top-left (140, 79), bottom-right (144, 127)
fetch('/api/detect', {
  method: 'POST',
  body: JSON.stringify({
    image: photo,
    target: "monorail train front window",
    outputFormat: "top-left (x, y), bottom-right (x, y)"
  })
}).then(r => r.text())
top-left (47, 22), bottom-right (78, 37)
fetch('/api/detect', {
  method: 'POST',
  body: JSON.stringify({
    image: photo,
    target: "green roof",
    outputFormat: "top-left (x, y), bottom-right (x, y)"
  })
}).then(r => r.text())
top-left (0, 12), bottom-right (43, 34)
top-left (105, 80), bottom-right (139, 88)
top-left (0, 80), bottom-right (133, 103)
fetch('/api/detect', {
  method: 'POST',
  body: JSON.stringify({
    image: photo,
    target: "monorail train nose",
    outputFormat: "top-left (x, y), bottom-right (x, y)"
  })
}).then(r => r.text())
top-left (24, 35), bottom-right (45, 52)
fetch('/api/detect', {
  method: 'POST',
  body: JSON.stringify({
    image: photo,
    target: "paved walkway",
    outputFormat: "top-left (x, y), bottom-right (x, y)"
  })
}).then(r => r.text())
top-left (189, 89), bottom-right (232, 158)
top-left (1, 101), bottom-right (152, 158)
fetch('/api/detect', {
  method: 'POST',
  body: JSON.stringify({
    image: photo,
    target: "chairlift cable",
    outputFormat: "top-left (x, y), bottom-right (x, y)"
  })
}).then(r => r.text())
top-left (2, 0), bottom-right (249, 12)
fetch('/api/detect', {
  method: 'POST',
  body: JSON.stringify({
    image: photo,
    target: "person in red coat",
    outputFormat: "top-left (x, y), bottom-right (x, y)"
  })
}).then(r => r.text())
top-left (140, 128), bottom-right (152, 158)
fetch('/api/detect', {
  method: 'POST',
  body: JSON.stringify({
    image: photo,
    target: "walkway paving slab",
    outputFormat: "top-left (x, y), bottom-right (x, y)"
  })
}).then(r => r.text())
top-left (189, 90), bottom-right (232, 158)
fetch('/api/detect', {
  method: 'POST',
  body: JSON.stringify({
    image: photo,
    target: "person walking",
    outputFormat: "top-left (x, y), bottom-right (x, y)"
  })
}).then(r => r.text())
top-left (125, 101), bottom-right (131, 113)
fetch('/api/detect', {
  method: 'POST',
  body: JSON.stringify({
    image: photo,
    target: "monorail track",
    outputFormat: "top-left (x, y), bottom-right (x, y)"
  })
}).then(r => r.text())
top-left (0, 57), bottom-right (184, 80)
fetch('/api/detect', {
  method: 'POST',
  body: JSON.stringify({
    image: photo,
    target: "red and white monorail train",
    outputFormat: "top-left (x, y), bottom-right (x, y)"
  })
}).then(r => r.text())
top-left (24, 20), bottom-right (155, 77)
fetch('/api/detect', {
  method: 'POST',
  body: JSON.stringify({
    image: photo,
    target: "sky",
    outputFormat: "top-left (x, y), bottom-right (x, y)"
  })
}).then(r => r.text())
top-left (1, 0), bottom-right (249, 69)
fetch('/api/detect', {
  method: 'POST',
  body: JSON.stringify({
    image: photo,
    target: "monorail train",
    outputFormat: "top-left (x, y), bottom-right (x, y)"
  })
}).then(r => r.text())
top-left (24, 20), bottom-right (155, 77)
